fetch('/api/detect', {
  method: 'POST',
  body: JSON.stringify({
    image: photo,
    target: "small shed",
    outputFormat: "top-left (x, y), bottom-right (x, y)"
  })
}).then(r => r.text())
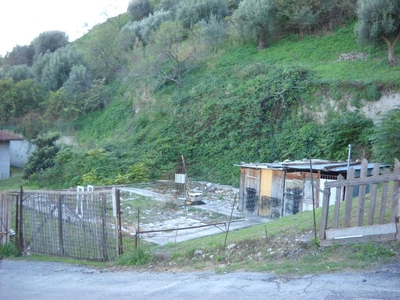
top-left (237, 159), bottom-right (390, 218)
top-left (0, 131), bottom-right (23, 179)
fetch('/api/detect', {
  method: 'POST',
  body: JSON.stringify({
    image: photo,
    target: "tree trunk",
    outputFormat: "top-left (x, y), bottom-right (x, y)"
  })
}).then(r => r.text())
top-left (388, 43), bottom-right (395, 63)
top-left (258, 34), bottom-right (266, 51)
top-left (382, 32), bottom-right (400, 64)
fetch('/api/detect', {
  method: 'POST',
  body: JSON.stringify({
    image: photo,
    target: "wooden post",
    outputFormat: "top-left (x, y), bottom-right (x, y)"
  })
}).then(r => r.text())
top-left (319, 187), bottom-right (331, 240)
top-left (368, 163), bottom-right (380, 225)
top-left (224, 195), bottom-right (237, 248)
top-left (379, 168), bottom-right (390, 224)
top-left (344, 168), bottom-right (355, 228)
top-left (356, 158), bottom-right (368, 226)
top-left (57, 196), bottom-right (64, 255)
top-left (101, 194), bottom-right (109, 261)
top-left (391, 158), bottom-right (400, 222)
top-left (135, 209), bottom-right (140, 249)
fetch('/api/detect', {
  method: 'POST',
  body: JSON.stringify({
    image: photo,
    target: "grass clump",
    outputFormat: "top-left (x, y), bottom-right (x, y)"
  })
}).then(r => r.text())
top-left (117, 247), bottom-right (154, 266)
top-left (0, 243), bottom-right (22, 258)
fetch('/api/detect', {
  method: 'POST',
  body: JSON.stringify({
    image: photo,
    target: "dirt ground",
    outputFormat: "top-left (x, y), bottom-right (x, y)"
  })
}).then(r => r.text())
top-left (1, 259), bottom-right (400, 300)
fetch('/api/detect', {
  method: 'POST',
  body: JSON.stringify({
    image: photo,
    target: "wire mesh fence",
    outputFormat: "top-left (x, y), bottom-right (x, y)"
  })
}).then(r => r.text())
top-left (21, 189), bottom-right (118, 261)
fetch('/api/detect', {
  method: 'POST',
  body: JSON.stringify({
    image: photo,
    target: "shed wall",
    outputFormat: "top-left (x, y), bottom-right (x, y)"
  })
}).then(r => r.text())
top-left (0, 142), bottom-right (10, 179)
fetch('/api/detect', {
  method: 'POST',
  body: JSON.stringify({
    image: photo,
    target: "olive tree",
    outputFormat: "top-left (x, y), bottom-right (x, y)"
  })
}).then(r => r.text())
top-left (197, 14), bottom-right (228, 53)
top-left (155, 0), bottom-right (182, 18)
top-left (145, 21), bottom-right (197, 88)
top-left (120, 10), bottom-right (172, 48)
top-left (33, 45), bottom-right (86, 91)
top-left (232, 0), bottom-right (276, 50)
top-left (176, 0), bottom-right (230, 29)
top-left (128, 0), bottom-right (152, 21)
top-left (3, 44), bottom-right (34, 66)
top-left (1, 64), bottom-right (34, 82)
top-left (354, 0), bottom-right (400, 64)
top-left (31, 31), bottom-right (69, 60)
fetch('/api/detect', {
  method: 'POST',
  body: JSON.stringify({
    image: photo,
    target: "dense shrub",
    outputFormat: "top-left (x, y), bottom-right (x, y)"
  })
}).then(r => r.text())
top-left (24, 132), bottom-right (60, 179)
top-left (1, 64), bottom-right (34, 82)
top-left (372, 108), bottom-right (400, 163)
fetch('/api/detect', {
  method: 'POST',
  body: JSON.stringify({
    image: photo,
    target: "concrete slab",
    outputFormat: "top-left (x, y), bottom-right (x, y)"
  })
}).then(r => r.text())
top-left (118, 186), bottom-right (270, 245)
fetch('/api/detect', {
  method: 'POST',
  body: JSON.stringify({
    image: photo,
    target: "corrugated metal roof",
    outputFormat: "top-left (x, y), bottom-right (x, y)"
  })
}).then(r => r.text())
top-left (237, 160), bottom-right (390, 173)
top-left (0, 131), bottom-right (23, 141)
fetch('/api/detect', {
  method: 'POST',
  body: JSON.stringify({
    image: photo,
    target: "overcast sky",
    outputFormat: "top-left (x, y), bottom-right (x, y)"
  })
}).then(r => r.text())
top-left (0, 0), bottom-right (129, 56)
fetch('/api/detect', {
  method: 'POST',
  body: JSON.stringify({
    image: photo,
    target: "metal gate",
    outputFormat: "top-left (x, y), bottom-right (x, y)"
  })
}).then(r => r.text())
top-left (10, 188), bottom-right (122, 261)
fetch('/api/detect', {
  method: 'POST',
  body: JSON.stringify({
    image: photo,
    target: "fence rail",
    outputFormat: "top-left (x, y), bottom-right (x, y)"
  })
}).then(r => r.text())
top-left (319, 158), bottom-right (399, 246)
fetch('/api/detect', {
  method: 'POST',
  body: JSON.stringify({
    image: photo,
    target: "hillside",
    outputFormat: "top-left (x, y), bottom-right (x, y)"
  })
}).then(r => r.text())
top-left (2, 2), bottom-right (400, 189)
top-left (67, 19), bottom-right (400, 188)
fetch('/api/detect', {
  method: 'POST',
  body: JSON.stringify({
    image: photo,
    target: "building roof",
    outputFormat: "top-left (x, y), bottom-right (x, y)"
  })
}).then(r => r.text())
top-left (237, 159), bottom-right (390, 174)
top-left (0, 131), bottom-right (23, 141)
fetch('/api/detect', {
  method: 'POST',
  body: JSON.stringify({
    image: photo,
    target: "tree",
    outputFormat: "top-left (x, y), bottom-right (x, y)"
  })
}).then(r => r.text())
top-left (372, 108), bottom-right (400, 163)
top-left (145, 21), bottom-right (197, 88)
top-left (0, 79), bottom-right (44, 124)
top-left (23, 132), bottom-right (60, 179)
top-left (354, 0), bottom-right (400, 64)
top-left (128, 0), bottom-right (152, 21)
top-left (31, 31), bottom-right (69, 60)
top-left (79, 15), bottom-right (127, 80)
top-left (63, 65), bottom-right (93, 95)
top-left (155, 0), bottom-right (182, 18)
top-left (197, 15), bottom-right (228, 53)
top-left (232, 0), bottom-right (276, 50)
top-left (120, 10), bottom-right (172, 48)
top-left (176, 0), bottom-right (230, 29)
top-left (1, 64), bottom-right (34, 82)
top-left (33, 45), bottom-right (86, 91)
top-left (3, 44), bottom-right (34, 66)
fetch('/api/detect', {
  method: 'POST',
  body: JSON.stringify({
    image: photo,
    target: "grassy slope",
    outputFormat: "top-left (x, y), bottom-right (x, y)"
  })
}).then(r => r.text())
top-left (74, 22), bottom-right (400, 187)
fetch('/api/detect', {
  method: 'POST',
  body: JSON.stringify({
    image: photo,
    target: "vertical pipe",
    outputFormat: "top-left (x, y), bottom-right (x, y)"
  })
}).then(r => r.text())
top-left (15, 194), bottom-right (19, 250)
top-left (347, 144), bottom-right (352, 170)
top-left (117, 189), bottom-right (123, 255)
top-left (57, 196), bottom-right (64, 255)
top-left (309, 158), bottom-right (317, 242)
top-left (18, 187), bottom-right (23, 251)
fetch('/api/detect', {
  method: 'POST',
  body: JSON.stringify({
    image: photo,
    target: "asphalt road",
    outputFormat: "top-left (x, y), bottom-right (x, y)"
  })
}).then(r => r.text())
top-left (1, 259), bottom-right (400, 300)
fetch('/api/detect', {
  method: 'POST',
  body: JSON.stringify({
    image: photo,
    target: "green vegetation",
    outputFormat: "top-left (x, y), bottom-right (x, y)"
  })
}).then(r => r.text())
top-left (117, 247), bottom-right (154, 266)
top-left (1, 1), bottom-right (400, 188)
top-left (123, 205), bottom-right (399, 275)
top-left (0, 243), bottom-right (21, 258)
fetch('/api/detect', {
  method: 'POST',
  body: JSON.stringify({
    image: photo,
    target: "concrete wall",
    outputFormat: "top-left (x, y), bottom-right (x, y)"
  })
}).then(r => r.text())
top-left (10, 139), bottom-right (35, 168)
top-left (0, 142), bottom-right (10, 179)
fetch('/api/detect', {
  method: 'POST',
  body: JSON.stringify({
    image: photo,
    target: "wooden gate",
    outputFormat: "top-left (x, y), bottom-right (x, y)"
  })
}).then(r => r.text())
top-left (319, 158), bottom-right (399, 246)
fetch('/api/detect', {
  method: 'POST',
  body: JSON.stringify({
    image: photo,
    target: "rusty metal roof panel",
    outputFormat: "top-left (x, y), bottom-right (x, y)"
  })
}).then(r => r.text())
top-left (0, 131), bottom-right (23, 141)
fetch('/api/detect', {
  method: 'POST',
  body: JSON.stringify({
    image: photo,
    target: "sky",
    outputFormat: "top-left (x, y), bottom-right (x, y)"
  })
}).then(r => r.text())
top-left (0, 0), bottom-right (129, 56)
